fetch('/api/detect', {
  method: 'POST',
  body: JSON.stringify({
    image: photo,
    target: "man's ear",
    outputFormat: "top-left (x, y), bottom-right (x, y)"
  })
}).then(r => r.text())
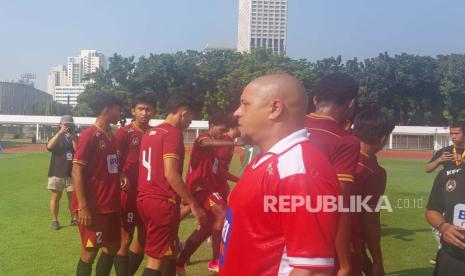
top-left (312, 96), bottom-right (318, 106)
top-left (379, 134), bottom-right (389, 148)
top-left (269, 99), bottom-right (284, 120)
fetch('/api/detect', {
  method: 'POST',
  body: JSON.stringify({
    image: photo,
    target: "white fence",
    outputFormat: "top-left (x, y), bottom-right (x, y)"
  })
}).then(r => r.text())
top-left (0, 115), bottom-right (452, 150)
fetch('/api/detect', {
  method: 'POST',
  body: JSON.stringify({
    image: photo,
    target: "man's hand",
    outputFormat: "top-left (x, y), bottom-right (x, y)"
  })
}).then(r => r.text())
top-left (439, 152), bottom-right (455, 163)
top-left (336, 267), bottom-right (350, 276)
top-left (190, 203), bottom-right (207, 229)
top-left (120, 174), bottom-right (130, 191)
top-left (78, 207), bottom-right (92, 226)
top-left (372, 261), bottom-right (385, 276)
top-left (440, 223), bottom-right (465, 249)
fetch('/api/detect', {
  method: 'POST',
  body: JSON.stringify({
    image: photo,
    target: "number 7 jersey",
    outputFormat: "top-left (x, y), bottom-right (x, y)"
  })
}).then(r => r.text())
top-left (137, 123), bottom-right (185, 202)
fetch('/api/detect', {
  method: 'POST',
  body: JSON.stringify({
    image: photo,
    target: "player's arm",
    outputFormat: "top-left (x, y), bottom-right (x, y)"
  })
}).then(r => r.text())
top-left (72, 163), bottom-right (91, 226)
top-left (219, 166), bottom-right (239, 182)
top-left (361, 210), bottom-right (383, 275)
top-left (426, 210), bottom-right (465, 249)
top-left (334, 137), bottom-right (360, 276)
top-left (425, 150), bottom-right (454, 173)
top-left (114, 129), bottom-right (130, 190)
top-left (164, 157), bottom-right (207, 226)
top-left (199, 138), bottom-right (242, 148)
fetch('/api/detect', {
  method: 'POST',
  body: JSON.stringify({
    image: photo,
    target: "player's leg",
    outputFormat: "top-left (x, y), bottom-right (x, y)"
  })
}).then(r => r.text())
top-left (114, 207), bottom-right (136, 276)
top-left (207, 193), bottom-right (226, 272)
top-left (48, 177), bottom-right (64, 229)
top-left (177, 191), bottom-right (213, 269)
top-left (128, 224), bottom-right (145, 275)
top-left (179, 205), bottom-right (191, 221)
top-left (96, 213), bottom-right (121, 276)
top-left (77, 247), bottom-right (98, 276)
top-left (76, 221), bottom-right (101, 276)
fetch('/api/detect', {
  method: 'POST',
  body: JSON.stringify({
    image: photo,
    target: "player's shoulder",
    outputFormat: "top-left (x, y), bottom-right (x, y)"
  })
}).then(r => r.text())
top-left (80, 125), bottom-right (98, 139)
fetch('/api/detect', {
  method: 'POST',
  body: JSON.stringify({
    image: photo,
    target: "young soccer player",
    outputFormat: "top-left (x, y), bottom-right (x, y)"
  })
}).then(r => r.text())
top-left (220, 74), bottom-right (339, 275)
top-left (304, 72), bottom-right (360, 276)
top-left (352, 109), bottom-right (395, 276)
top-left (137, 94), bottom-right (207, 276)
top-left (72, 93), bottom-right (124, 276)
top-left (177, 113), bottom-right (241, 273)
top-left (113, 93), bottom-right (156, 276)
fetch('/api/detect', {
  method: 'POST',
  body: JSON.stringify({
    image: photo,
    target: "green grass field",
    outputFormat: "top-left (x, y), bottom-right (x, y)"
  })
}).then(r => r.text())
top-left (0, 152), bottom-right (437, 275)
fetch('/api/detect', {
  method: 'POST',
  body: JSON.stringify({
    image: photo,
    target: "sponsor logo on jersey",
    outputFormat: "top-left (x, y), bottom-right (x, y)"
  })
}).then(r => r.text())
top-left (453, 204), bottom-right (465, 228)
top-left (447, 168), bottom-right (462, 176)
top-left (99, 139), bottom-right (106, 149)
top-left (132, 137), bottom-right (140, 146)
top-left (446, 179), bottom-right (457, 192)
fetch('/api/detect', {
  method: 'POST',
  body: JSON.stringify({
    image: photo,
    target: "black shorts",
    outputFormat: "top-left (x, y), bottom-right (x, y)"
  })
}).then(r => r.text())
top-left (434, 249), bottom-right (465, 276)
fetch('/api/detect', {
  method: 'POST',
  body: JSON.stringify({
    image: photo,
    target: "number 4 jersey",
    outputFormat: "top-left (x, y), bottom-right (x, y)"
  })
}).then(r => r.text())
top-left (137, 123), bottom-right (185, 202)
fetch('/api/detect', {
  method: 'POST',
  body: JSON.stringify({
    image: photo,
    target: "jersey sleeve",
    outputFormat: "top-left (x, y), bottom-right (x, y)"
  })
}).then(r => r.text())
top-left (163, 129), bottom-right (183, 160)
top-left (279, 174), bottom-right (337, 269)
top-left (427, 172), bottom-right (445, 212)
top-left (114, 128), bottom-right (128, 171)
top-left (333, 135), bottom-right (360, 183)
top-left (429, 148), bottom-right (444, 163)
top-left (72, 129), bottom-right (94, 166)
top-left (362, 167), bottom-right (387, 208)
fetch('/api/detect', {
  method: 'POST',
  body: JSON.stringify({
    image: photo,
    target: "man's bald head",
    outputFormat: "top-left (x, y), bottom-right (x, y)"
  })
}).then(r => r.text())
top-left (244, 74), bottom-right (308, 117)
top-left (234, 74), bottom-right (308, 151)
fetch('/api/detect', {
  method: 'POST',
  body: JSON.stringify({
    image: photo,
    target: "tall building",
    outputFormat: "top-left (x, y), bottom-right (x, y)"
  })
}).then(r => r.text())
top-left (47, 65), bottom-right (67, 95)
top-left (47, 50), bottom-right (106, 106)
top-left (237, 0), bottom-right (288, 54)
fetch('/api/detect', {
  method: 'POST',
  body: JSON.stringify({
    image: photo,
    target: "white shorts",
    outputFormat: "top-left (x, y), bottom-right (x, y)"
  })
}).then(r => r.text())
top-left (48, 177), bottom-right (73, 192)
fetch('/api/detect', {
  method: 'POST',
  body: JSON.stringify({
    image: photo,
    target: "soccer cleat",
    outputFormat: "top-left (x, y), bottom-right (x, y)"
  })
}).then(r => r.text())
top-left (70, 219), bottom-right (78, 226)
top-left (176, 265), bottom-right (186, 276)
top-left (51, 221), bottom-right (60, 230)
top-left (207, 259), bottom-right (219, 272)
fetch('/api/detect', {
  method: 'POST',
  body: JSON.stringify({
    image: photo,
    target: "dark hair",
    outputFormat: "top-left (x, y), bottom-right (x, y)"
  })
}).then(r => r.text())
top-left (450, 121), bottom-right (465, 133)
top-left (314, 73), bottom-right (359, 105)
top-left (353, 109), bottom-right (395, 144)
top-left (164, 93), bottom-right (201, 116)
top-left (227, 114), bottom-right (239, 129)
top-left (208, 112), bottom-right (229, 127)
top-left (88, 92), bottom-right (124, 115)
top-left (131, 93), bottom-right (156, 109)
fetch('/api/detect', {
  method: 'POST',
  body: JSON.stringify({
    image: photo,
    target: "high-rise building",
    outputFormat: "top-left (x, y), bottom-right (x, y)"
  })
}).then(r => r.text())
top-left (48, 50), bottom-right (106, 105)
top-left (237, 0), bottom-right (288, 54)
top-left (47, 65), bottom-right (68, 95)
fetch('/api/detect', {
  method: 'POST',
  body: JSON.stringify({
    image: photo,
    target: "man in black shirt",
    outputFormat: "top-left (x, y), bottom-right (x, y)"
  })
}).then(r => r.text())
top-left (426, 167), bottom-right (465, 276)
top-left (47, 115), bottom-right (78, 230)
top-left (425, 121), bottom-right (465, 173)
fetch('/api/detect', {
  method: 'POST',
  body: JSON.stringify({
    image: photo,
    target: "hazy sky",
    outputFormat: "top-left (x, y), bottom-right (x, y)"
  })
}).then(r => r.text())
top-left (1, 0), bottom-right (465, 91)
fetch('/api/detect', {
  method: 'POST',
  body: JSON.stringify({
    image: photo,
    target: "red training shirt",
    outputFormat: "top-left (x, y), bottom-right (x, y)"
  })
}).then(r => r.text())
top-left (72, 125), bottom-right (120, 214)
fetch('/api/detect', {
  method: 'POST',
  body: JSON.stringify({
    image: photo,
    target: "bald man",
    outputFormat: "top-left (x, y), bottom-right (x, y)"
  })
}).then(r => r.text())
top-left (219, 74), bottom-right (340, 276)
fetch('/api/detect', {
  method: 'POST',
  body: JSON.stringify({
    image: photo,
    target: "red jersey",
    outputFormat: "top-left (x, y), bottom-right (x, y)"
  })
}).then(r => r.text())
top-left (220, 130), bottom-right (339, 276)
top-left (114, 123), bottom-right (145, 192)
top-left (137, 123), bottom-right (185, 202)
top-left (72, 125), bottom-right (120, 214)
top-left (186, 132), bottom-right (221, 193)
top-left (304, 113), bottom-right (360, 184)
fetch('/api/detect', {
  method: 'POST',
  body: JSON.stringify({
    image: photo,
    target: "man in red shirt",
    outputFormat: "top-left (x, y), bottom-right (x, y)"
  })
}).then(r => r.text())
top-left (220, 74), bottom-right (339, 276)
top-left (304, 73), bottom-right (360, 276)
top-left (113, 93), bottom-right (156, 276)
top-left (137, 94), bottom-right (207, 276)
top-left (351, 110), bottom-right (394, 276)
top-left (177, 113), bottom-right (241, 273)
top-left (72, 94), bottom-right (124, 276)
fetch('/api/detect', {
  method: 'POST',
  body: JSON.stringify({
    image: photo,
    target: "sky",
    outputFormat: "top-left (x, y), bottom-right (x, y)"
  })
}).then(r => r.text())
top-left (1, 0), bottom-right (465, 91)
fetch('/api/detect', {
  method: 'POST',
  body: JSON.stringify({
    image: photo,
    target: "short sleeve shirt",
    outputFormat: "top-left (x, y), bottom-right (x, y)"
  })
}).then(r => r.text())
top-left (219, 129), bottom-right (339, 276)
top-left (304, 113), bottom-right (360, 184)
top-left (48, 135), bottom-right (74, 178)
top-left (71, 125), bottom-right (120, 214)
top-left (186, 132), bottom-right (221, 193)
top-left (427, 168), bottom-right (465, 259)
top-left (114, 123), bottom-right (145, 191)
top-left (429, 145), bottom-right (465, 171)
top-left (137, 123), bottom-right (185, 202)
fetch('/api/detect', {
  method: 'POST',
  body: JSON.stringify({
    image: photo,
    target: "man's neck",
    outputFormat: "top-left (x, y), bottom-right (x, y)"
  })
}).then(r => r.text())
top-left (133, 120), bottom-right (149, 131)
top-left (95, 116), bottom-right (110, 132)
top-left (454, 143), bottom-right (465, 149)
top-left (164, 116), bottom-right (180, 129)
top-left (360, 142), bottom-right (378, 157)
top-left (313, 106), bottom-right (346, 124)
top-left (258, 126), bottom-right (302, 153)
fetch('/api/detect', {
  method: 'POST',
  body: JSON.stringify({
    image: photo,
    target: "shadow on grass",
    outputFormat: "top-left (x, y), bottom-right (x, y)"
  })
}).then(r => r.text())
top-left (386, 267), bottom-right (433, 276)
top-left (381, 227), bottom-right (431, 241)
